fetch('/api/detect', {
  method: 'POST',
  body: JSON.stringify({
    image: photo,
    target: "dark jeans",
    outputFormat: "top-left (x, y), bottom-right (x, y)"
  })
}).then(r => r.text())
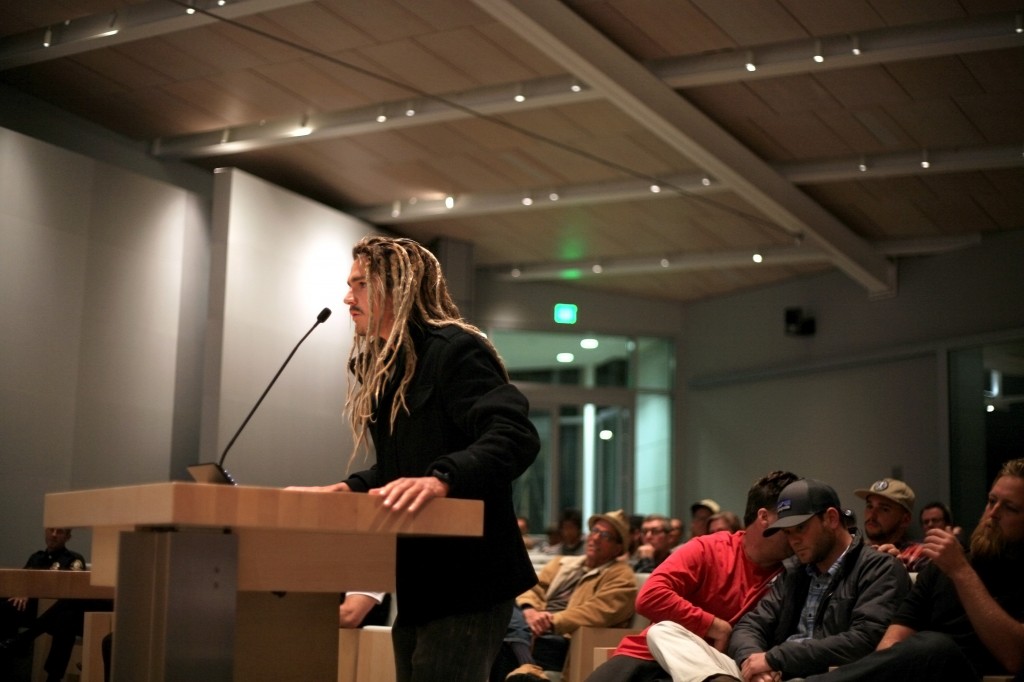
top-left (490, 605), bottom-right (571, 681)
top-left (392, 598), bottom-right (513, 682)
top-left (803, 631), bottom-right (1021, 682)
top-left (585, 654), bottom-right (671, 682)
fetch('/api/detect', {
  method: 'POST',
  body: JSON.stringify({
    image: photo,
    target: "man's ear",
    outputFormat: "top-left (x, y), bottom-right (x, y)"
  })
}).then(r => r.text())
top-left (756, 508), bottom-right (769, 526)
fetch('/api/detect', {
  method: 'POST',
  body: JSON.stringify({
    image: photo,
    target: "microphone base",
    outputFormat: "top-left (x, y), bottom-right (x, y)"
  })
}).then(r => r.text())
top-left (187, 462), bottom-right (237, 486)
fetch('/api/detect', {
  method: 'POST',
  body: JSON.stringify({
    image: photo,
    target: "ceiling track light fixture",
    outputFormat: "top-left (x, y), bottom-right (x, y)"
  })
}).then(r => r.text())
top-left (548, 191), bottom-right (560, 202)
top-left (920, 149), bottom-right (930, 169)
top-left (744, 51), bottom-right (756, 72)
top-left (185, 1), bottom-right (197, 15)
top-left (813, 39), bottom-right (824, 63)
top-left (375, 107), bottom-right (387, 123)
top-left (570, 79), bottom-right (582, 93)
top-left (850, 34), bottom-right (862, 56)
top-left (752, 251), bottom-right (764, 263)
top-left (858, 156), bottom-right (868, 172)
top-left (405, 102), bottom-right (415, 117)
top-left (390, 200), bottom-right (401, 219)
top-left (649, 184), bottom-right (661, 193)
top-left (521, 193), bottom-right (533, 207)
top-left (1016, 14), bottom-right (1023, 34)
top-left (42, 27), bottom-right (52, 48)
top-left (591, 264), bottom-right (603, 274)
top-left (701, 176), bottom-right (712, 187)
top-left (96, 11), bottom-right (119, 38)
top-left (513, 84), bottom-right (526, 103)
top-left (444, 195), bottom-right (455, 210)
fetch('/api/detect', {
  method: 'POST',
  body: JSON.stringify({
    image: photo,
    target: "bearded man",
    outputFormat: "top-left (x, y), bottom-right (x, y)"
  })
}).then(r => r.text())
top-left (802, 457), bottom-right (1024, 681)
top-left (290, 236), bottom-right (540, 682)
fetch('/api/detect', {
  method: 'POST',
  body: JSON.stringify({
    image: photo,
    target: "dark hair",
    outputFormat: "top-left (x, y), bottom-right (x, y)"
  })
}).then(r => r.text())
top-left (744, 470), bottom-right (799, 527)
top-left (559, 507), bottom-right (583, 529)
top-left (919, 501), bottom-right (953, 526)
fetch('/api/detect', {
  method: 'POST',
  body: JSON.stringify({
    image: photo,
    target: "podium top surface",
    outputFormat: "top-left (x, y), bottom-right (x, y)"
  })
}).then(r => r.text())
top-left (0, 569), bottom-right (114, 599)
top-left (44, 482), bottom-right (482, 537)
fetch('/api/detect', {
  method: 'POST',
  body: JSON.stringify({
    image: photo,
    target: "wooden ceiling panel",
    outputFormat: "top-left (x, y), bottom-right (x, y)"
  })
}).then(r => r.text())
top-left (212, 14), bottom-right (328, 65)
top-left (416, 27), bottom-right (541, 86)
top-left (864, 0), bottom-right (967, 25)
top-left (684, 82), bottom-right (782, 126)
top-left (813, 66), bottom-right (912, 109)
top-left (778, 0), bottom-right (883, 35)
top-left (473, 22), bottom-right (567, 78)
top-left (158, 24), bottom-right (279, 74)
top-left (68, 45), bottom-right (172, 90)
top-left (954, 91), bottom-right (1024, 144)
top-left (690, 0), bottom-right (807, 46)
top-left (976, 170), bottom-right (1024, 229)
top-left (960, 49), bottom-right (1024, 93)
top-left (252, 60), bottom-right (370, 111)
top-left (355, 38), bottom-right (478, 94)
top-left (573, 0), bottom-right (735, 59)
top-left (814, 108), bottom-right (893, 153)
top-left (258, 3), bottom-right (375, 53)
top-left (392, 0), bottom-right (495, 33)
top-left (745, 74), bottom-right (842, 115)
top-left (745, 111), bottom-right (852, 159)
top-left (315, 0), bottom-right (431, 43)
top-left (885, 57), bottom-right (983, 100)
top-left (882, 98), bottom-right (987, 147)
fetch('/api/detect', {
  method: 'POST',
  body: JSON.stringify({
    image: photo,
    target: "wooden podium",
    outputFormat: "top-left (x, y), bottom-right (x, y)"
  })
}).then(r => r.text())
top-left (43, 482), bottom-right (482, 682)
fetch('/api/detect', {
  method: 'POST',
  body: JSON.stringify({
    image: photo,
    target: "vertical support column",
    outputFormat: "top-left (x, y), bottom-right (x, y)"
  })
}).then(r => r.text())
top-left (112, 530), bottom-right (238, 682)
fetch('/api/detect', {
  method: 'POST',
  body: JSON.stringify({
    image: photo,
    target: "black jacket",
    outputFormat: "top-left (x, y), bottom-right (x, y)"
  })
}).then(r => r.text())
top-left (344, 323), bottom-right (540, 623)
top-left (729, 532), bottom-right (911, 678)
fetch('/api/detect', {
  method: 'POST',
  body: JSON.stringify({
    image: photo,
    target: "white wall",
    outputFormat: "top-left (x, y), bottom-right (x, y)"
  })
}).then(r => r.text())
top-left (200, 168), bottom-right (379, 486)
top-left (0, 128), bottom-right (205, 565)
top-left (677, 231), bottom-right (1024, 530)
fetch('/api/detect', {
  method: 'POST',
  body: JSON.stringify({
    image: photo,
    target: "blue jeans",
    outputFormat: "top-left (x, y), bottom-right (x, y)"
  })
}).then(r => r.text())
top-left (392, 599), bottom-right (513, 682)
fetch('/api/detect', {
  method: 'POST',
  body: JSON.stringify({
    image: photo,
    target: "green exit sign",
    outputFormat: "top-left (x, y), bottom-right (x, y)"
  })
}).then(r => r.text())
top-left (553, 303), bottom-right (578, 324)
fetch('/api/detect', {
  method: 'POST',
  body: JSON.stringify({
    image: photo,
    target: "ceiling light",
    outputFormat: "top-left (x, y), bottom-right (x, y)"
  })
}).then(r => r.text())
top-left (405, 103), bottom-right (415, 117)
top-left (513, 84), bottom-right (525, 103)
top-left (745, 51), bottom-right (756, 72)
top-left (217, 0), bottom-right (227, 5)
top-left (752, 252), bottom-right (763, 263)
top-left (96, 11), bottom-right (119, 37)
top-left (556, 352), bottom-right (574, 363)
top-left (444, 195), bottom-right (455, 210)
top-left (375, 108), bottom-right (387, 123)
top-left (185, 2), bottom-right (196, 15)
top-left (390, 200), bottom-right (401, 218)
top-left (570, 80), bottom-right (582, 93)
top-left (650, 184), bottom-right (661, 193)
top-left (580, 338), bottom-right (599, 349)
top-left (599, 430), bottom-right (613, 441)
top-left (549, 192), bottom-right (560, 201)
top-left (291, 115), bottom-right (312, 137)
top-left (1017, 14), bottom-right (1023, 33)
top-left (701, 176), bottom-right (711, 187)
top-left (42, 27), bottom-right (51, 48)
top-left (592, 264), bottom-right (603, 274)
top-left (850, 35), bottom-right (861, 56)
top-left (858, 156), bottom-right (867, 172)
top-left (521, 194), bottom-right (533, 206)
top-left (813, 40), bottom-right (824, 63)
top-left (920, 150), bottom-right (930, 169)
top-left (660, 258), bottom-right (670, 268)
top-left (510, 267), bottom-right (521, 278)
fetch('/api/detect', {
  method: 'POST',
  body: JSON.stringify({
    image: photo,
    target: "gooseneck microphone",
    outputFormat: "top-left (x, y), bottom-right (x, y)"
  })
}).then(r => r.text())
top-left (187, 307), bottom-right (332, 485)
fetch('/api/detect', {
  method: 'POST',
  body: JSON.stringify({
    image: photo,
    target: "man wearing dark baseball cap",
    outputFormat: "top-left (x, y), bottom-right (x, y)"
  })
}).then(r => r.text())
top-left (724, 478), bottom-right (911, 681)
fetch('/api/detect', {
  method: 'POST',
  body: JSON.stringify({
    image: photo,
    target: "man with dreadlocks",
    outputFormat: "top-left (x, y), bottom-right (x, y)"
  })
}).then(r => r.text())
top-left (290, 236), bottom-right (540, 682)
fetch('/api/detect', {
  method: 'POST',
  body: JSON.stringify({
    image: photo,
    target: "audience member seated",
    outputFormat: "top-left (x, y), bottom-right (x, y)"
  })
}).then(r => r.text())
top-left (688, 499), bottom-right (720, 540)
top-left (555, 508), bottom-right (585, 556)
top-left (518, 517), bottom-right (537, 551)
top-left (586, 471), bottom-right (798, 682)
top-left (801, 457), bottom-right (1024, 681)
top-left (538, 525), bottom-right (563, 555)
top-left (626, 514), bottom-right (644, 563)
top-left (646, 478), bottom-right (911, 681)
top-left (631, 514), bottom-right (674, 574)
top-left (493, 510), bottom-right (638, 682)
top-left (855, 477), bottom-right (929, 571)
top-left (667, 518), bottom-right (684, 550)
top-left (706, 511), bottom-right (743, 534)
top-left (919, 500), bottom-right (967, 549)
top-left (0, 527), bottom-right (113, 682)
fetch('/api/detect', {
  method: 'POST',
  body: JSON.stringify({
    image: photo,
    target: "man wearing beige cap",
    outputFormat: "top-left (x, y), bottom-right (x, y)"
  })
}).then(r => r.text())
top-left (854, 478), bottom-right (928, 572)
top-left (494, 510), bottom-right (638, 681)
top-left (689, 498), bottom-right (721, 540)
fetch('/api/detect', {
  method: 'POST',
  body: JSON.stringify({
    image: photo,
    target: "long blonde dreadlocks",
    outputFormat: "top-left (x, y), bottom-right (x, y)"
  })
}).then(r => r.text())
top-left (346, 236), bottom-right (507, 458)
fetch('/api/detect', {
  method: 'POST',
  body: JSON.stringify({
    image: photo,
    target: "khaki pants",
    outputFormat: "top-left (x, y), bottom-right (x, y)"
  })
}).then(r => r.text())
top-left (646, 621), bottom-right (741, 682)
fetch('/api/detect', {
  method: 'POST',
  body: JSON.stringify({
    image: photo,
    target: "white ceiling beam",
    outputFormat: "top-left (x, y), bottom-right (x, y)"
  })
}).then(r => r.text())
top-left (473, 0), bottom-right (895, 298)
top-left (146, 11), bottom-right (1022, 159)
top-left (488, 235), bottom-right (982, 282)
top-left (350, 144), bottom-right (1024, 223)
top-left (0, 0), bottom-right (313, 70)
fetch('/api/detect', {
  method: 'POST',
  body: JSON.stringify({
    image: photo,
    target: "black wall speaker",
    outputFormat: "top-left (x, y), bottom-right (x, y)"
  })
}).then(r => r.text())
top-left (785, 307), bottom-right (816, 336)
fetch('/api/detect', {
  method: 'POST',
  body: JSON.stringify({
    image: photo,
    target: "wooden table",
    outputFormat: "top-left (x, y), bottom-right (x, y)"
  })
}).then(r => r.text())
top-left (44, 482), bottom-right (482, 682)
